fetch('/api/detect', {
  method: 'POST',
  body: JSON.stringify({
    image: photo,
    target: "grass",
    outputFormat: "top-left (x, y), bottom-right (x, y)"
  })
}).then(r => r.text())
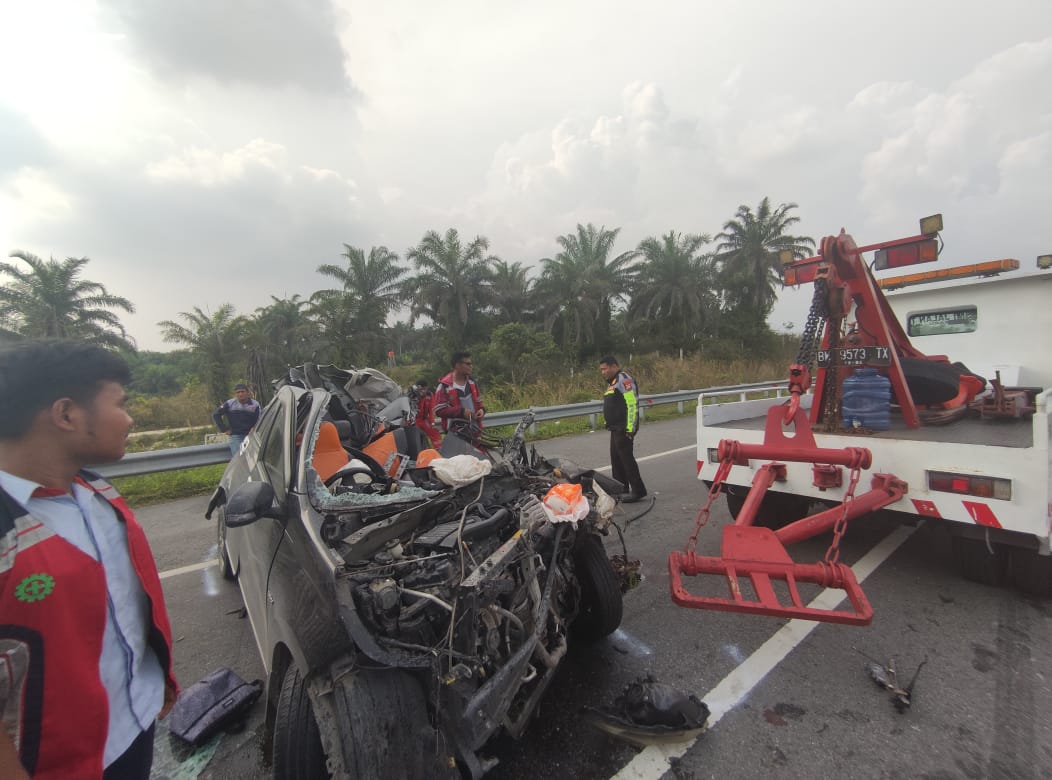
top-left (113, 464), bottom-right (227, 507)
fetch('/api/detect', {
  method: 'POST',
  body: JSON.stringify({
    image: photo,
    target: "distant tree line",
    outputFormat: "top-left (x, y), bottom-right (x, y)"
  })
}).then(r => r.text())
top-left (0, 198), bottom-right (814, 406)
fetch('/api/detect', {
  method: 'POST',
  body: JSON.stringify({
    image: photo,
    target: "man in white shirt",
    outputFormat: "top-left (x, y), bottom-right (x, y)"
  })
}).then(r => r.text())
top-left (0, 339), bottom-right (178, 780)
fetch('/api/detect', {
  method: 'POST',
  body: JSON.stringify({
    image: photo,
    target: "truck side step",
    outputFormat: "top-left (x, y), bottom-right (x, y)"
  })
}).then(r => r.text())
top-left (668, 526), bottom-right (874, 626)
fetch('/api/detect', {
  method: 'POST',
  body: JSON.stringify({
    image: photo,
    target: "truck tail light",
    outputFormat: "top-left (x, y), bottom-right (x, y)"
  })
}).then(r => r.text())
top-left (928, 471), bottom-right (1011, 501)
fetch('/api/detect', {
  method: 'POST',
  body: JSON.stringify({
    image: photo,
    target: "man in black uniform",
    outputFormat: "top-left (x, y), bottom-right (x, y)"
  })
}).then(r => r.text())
top-left (600, 355), bottom-right (647, 503)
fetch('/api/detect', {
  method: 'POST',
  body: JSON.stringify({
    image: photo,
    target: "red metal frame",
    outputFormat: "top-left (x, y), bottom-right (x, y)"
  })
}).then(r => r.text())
top-left (669, 405), bottom-right (908, 625)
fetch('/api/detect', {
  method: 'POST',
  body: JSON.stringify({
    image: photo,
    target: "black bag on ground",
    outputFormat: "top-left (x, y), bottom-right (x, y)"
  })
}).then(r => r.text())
top-left (167, 667), bottom-right (263, 746)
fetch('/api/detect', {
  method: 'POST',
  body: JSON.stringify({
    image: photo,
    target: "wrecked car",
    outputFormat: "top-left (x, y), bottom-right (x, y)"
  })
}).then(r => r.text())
top-left (205, 365), bottom-right (625, 778)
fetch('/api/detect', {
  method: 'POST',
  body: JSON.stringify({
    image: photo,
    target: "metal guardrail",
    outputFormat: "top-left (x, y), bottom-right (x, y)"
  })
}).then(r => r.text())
top-left (94, 379), bottom-right (784, 479)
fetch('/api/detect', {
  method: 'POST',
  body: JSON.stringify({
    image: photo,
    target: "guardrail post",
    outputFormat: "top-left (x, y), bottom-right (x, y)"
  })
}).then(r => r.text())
top-left (677, 401), bottom-right (684, 414)
top-left (589, 413), bottom-right (597, 430)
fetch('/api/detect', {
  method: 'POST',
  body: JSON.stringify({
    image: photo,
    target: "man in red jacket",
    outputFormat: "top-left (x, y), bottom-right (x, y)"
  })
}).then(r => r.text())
top-left (411, 379), bottom-right (442, 447)
top-left (0, 339), bottom-right (178, 780)
top-left (434, 351), bottom-right (485, 433)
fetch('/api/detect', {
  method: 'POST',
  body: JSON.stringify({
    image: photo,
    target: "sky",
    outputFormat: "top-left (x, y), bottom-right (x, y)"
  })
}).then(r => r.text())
top-left (2, 1), bottom-right (1050, 351)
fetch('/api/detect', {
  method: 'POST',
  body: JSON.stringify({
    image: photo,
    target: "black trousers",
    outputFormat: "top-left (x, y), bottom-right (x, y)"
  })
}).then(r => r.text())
top-left (609, 430), bottom-right (646, 496)
top-left (103, 723), bottom-right (155, 780)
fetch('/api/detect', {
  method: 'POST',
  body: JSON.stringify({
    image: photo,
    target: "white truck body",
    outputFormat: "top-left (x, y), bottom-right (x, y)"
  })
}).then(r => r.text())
top-left (696, 267), bottom-right (1052, 548)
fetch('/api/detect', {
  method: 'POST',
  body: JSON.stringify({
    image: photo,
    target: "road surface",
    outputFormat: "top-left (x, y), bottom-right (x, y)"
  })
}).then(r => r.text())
top-left (141, 416), bottom-right (1052, 779)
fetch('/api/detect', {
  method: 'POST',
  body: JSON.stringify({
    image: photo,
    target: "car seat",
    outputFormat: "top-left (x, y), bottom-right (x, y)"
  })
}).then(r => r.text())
top-left (313, 421), bottom-right (350, 482)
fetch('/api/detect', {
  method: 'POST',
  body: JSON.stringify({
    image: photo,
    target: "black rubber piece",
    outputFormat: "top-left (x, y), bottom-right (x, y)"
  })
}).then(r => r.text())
top-left (952, 536), bottom-right (1009, 587)
top-left (329, 669), bottom-right (440, 778)
top-left (898, 357), bottom-right (966, 405)
top-left (1011, 548), bottom-right (1052, 597)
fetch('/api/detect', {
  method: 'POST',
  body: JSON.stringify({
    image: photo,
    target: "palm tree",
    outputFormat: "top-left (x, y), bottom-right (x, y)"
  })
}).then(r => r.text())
top-left (158, 304), bottom-right (247, 407)
top-left (246, 295), bottom-right (316, 395)
top-left (630, 231), bottom-right (717, 351)
top-left (537, 223), bottom-right (637, 359)
top-left (315, 245), bottom-right (405, 364)
top-left (487, 260), bottom-right (536, 325)
top-left (308, 295), bottom-right (355, 366)
top-left (0, 251), bottom-right (136, 349)
top-left (713, 198), bottom-right (815, 317)
top-left (403, 229), bottom-right (497, 353)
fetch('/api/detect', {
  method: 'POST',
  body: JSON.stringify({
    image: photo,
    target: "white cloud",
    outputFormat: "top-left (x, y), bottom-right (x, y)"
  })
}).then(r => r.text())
top-left (1, 1), bottom-right (1051, 350)
top-left (146, 139), bottom-right (289, 187)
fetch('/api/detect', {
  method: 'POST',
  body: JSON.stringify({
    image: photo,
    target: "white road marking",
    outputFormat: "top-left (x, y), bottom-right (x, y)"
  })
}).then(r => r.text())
top-left (611, 523), bottom-right (917, 779)
top-left (159, 559), bottom-right (217, 580)
top-left (594, 444), bottom-right (695, 472)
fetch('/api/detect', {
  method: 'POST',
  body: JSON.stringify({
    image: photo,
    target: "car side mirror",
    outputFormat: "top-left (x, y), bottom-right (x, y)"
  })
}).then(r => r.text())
top-left (224, 482), bottom-right (280, 527)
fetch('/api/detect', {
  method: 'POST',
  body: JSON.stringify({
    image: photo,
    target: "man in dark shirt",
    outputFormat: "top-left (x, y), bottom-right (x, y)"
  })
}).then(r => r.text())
top-left (211, 383), bottom-right (261, 455)
top-left (600, 355), bottom-right (648, 503)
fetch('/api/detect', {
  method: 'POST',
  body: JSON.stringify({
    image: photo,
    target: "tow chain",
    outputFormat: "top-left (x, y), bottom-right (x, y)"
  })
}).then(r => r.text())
top-left (795, 277), bottom-right (828, 369)
top-left (824, 464), bottom-right (861, 565)
top-left (686, 459), bottom-right (732, 554)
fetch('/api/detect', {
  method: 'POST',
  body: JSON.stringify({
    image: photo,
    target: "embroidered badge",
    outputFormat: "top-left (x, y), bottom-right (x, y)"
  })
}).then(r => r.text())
top-left (14, 573), bottom-right (56, 603)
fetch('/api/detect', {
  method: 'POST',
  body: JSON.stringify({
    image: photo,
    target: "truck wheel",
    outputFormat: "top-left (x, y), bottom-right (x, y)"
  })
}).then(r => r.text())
top-left (1011, 548), bottom-right (1052, 597)
top-left (953, 536), bottom-right (1009, 587)
top-left (216, 507), bottom-right (236, 581)
top-left (273, 665), bottom-right (328, 780)
top-left (573, 533), bottom-right (624, 642)
top-left (724, 490), bottom-right (811, 529)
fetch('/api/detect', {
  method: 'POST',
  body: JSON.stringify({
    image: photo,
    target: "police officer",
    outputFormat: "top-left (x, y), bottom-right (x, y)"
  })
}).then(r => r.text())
top-left (600, 355), bottom-right (648, 503)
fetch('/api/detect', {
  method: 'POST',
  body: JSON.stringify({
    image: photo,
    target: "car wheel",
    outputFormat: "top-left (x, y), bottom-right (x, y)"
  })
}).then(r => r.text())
top-left (273, 665), bottom-right (328, 780)
top-left (953, 536), bottom-right (1009, 587)
top-left (572, 533), bottom-right (623, 642)
top-left (329, 669), bottom-right (446, 777)
top-left (216, 507), bottom-right (236, 581)
top-left (724, 489), bottom-right (811, 529)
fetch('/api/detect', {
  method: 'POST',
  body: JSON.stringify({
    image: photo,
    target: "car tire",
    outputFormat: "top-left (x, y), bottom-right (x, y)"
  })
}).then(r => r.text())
top-left (330, 669), bottom-right (445, 778)
top-left (724, 489), bottom-right (811, 529)
top-left (273, 665), bottom-right (328, 780)
top-left (572, 533), bottom-right (623, 642)
top-left (953, 536), bottom-right (1009, 587)
top-left (216, 507), bottom-right (236, 581)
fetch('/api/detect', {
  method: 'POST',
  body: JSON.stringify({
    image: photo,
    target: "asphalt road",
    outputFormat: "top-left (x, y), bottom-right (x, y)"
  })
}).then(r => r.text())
top-left (140, 416), bottom-right (1052, 780)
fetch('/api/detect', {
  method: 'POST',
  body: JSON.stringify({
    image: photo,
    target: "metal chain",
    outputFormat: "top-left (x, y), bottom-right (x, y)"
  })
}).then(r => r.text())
top-left (794, 277), bottom-right (828, 370)
top-left (687, 459), bottom-right (732, 554)
top-left (824, 464), bottom-right (861, 565)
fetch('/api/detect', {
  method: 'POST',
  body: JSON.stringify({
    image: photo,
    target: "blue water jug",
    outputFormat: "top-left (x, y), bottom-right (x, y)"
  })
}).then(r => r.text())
top-left (841, 368), bottom-right (891, 431)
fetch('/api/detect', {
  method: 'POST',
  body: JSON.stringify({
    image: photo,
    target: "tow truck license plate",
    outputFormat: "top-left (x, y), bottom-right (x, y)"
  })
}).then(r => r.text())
top-left (816, 346), bottom-right (891, 367)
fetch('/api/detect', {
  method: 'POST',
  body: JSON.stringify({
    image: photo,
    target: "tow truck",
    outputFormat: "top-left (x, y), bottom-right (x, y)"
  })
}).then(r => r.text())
top-left (669, 215), bottom-right (1052, 625)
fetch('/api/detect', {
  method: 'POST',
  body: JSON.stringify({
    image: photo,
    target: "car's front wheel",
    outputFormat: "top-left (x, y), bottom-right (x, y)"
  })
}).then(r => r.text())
top-left (273, 665), bottom-right (328, 780)
top-left (572, 532), bottom-right (623, 642)
top-left (275, 664), bottom-right (448, 780)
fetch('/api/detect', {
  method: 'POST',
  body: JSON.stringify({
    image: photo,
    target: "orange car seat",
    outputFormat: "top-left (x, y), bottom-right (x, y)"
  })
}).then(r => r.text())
top-left (313, 421), bottom-right (350, 482)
